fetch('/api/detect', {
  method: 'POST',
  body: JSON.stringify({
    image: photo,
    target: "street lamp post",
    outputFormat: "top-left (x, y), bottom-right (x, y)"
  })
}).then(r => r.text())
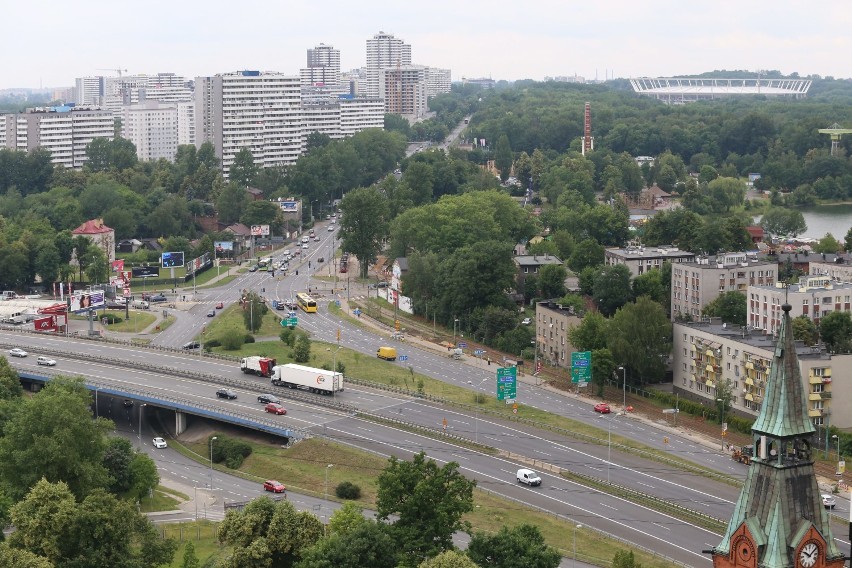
top-left (717, 398), bottom-right (727, 450)
top-left (94, 387), bottom-right (99, 419)
top-left (453, 318), bottom-right (459, 347)
top-left (469, 378), bottom-right (489, 443)
top-left (605, 414), bottom-right (612, 484)
top-left (832, 435), bottom-right (841, 473)
top-left (325, 464), bottom-right (333, 503)
top-left (137, 403), bottom-right (147, 450)
top-left (209, 436), bottom-right (218, 490)
top-left (573, 524), bottom-right (582, 567)
top-left (618, 366), bottom-right (627, 410)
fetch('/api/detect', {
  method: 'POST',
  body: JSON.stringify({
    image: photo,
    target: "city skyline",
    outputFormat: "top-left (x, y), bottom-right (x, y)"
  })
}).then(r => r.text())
top-left (4, 0), bottom-right (852, 91)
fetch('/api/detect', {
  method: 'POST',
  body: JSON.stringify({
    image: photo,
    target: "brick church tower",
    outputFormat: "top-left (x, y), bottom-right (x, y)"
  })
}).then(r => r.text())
top-left (710, 303), bottom-right (846, 567)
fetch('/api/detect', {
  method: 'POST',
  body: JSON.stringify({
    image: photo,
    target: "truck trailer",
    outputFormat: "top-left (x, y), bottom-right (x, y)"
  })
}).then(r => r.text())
top-left (270, 363), bottom-right (343, 395)
top-left (240, 356), bottom-right (277, 377)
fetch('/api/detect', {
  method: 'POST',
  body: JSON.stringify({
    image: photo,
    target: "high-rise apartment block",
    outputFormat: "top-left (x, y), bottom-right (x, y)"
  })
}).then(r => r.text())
top-left (0, 106), bottom-right (114, 168)
top-left (121, 101), bottom-right (178, 162)
top-left (195, 71), bottom-right (303, 176)
top-left (301, 44), bottom-right (342, 93)
top-left (425, 67), bottom-right (452, 97)
top-left (365, 32), bottom-right (412, 99)
top-left (381, 65), bottom-right (428, 120)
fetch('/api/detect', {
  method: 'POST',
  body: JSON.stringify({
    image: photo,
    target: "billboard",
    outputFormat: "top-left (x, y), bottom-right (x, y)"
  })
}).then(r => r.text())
top-left (161, 251), bottom-right (185, 268)
top-left (132, 266), bottom-right (160, 278)
top-left (250, 225), bottom-right (270, 236)
top-left (278, 200), bottom-right (298, 213)
top-left (214, 241), bottom-right (234, 252)
top-left (111, 259), bottom-right (125, 272)
top-left (33, 316), bottom-right (56, 332)
top-left (69, 291), bottom-right (105, 312)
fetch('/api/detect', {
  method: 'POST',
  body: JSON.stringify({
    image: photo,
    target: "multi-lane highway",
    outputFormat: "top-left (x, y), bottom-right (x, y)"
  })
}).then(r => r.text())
top-left (2, 216), bottom-right (848, 566)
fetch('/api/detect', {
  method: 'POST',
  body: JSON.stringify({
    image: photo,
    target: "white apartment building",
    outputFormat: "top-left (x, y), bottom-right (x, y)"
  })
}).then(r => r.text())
top-left (1, 106), bottom-right (114, 168)
top-left (121, 101), bottom-right (178, 162)
top-left (672, 318), bottom-right (851, 429)
top-left (425, 67), bottom-right (452, 98)
top-left (380, 65), bottom-right (428, 120)
top-left (604, 244), bottom-right (695, 278)
top-left (175, 101), bottom-right (195, 146)
top-left (671, 253), bottom-right (778, 321)
top-left (194, 71), bottom-right (303, 176)
top-left (74, 76), bottom-right (103, 106)
top-left (748, 276), bottom-right (852, 335)
top-left (365, 31), bottom-right (411, 99)
top-left (301, 44), bottom-right (342, 93)
top-left (339, 97), bottom-right (384, 136)
top-left (809, 258), bottom-right (852, 283)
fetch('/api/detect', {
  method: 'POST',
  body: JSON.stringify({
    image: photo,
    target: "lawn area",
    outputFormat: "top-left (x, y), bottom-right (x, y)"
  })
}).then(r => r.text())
top-left (172, 437), bottom-right (680, 568)
top-left (137, 485), bottom-right (185, 513)
top-left (159, 522), bottom-right (227, 567)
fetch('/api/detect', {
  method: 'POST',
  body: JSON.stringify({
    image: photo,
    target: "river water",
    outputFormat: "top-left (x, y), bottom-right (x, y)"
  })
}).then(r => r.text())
top-left (755, 203), bottom-right (852, 240)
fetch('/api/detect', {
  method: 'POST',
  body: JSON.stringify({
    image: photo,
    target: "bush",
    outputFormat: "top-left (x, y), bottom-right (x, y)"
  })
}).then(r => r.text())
top-left (103, 314), bottom-right (124, 324)
top-left (243, 334), bottom-right (255, 343)
top-left (210, 435), bottom-right (252, 469)
top-left (204, 339), bottom-right (221, 349)
top-left (279, 328), bottom-right (296, 346)
top-left (336, 361), bottom-right (346, 375)
top-left (335, 481), bottom-right (361, 500)
top-left (220, 329), bottom-right (245, 350)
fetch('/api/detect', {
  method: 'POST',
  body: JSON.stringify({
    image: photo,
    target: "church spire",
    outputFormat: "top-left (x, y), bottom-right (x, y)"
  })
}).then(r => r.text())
top-left (710, 304), bottom-right (844, 568)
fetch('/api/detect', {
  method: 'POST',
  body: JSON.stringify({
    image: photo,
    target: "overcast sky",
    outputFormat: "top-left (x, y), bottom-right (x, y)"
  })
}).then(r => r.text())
top-left (4, 0), bottom-right (851, 90)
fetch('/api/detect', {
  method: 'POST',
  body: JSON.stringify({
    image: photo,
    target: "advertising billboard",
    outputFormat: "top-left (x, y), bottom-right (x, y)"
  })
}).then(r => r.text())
top-left (132, 266), bottom-right (160, 278)
top-left (33, 316), bottom-right (56, 332)
top-left (161, 251), bottom-right (185, 268)
top-left (214, 241), bottom-right (234, 252)
top-left (69, 291), bottom-right (105, 312)
top-left (250, 225), bottom-right (270, 236)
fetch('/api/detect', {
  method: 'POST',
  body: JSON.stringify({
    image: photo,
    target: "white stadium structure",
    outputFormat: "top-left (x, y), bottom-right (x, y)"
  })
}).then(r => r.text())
top-left (629, 77), bottom-right (812, 104)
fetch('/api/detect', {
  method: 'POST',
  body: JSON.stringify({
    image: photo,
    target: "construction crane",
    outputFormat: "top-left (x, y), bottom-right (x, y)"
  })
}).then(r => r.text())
top-left (97, 68), bottom-right (128, 77)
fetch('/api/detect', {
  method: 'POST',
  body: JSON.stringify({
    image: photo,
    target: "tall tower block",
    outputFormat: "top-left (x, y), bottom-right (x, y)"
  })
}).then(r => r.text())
top-left (582, 102), bottom-right (594, 155)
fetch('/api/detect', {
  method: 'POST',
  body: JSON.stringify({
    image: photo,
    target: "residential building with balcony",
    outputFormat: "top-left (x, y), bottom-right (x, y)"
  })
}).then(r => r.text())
top-left (671, 253), bottom-right (778, 321)
top-left (121, 101), bottom-right (179, 162)
top-left (748, 276), bottom-right (852, 335)
top-left (672, 318), bottom-right (851, 430)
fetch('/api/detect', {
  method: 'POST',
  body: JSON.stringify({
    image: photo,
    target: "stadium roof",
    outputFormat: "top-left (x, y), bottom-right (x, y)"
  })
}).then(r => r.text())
top-left (630, 77), bottom-right (812, 103)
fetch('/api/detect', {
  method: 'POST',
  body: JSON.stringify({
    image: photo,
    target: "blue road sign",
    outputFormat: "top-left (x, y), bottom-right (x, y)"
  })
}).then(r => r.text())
top-left (458, 342), bottom-right (467, 348)
top-left (399, 355), bottom-right (409, 362)
top-left (474, 349), bottom-right (484, 356)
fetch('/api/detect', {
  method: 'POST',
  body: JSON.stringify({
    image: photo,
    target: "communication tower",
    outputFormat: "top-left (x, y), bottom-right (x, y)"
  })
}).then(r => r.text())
top-left (818, 123), bottom-right (852, 156)
top-left (581, 102), bottom-right (594, 155)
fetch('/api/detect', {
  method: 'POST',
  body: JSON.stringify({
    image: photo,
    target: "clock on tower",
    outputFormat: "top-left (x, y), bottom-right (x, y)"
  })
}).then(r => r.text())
top-left (798, 541), bottom-right (819, 568)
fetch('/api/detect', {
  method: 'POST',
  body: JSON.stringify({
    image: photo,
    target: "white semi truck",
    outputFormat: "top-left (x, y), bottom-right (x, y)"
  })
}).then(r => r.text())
top-left (270, 363), bottom-right (343, 395)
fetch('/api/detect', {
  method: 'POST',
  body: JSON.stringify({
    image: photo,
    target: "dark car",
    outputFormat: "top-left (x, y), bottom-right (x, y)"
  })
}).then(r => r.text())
top-left (216, 389), bottom-right (238, 400)
top-left (257, 394), bottom-right (281, 404)
top-left (207, 309), bottom-right (216, 317)
top-left (182, 341), bottom-right (200, 350)
top-left (123, 399), bottom-right (134, 408)
top-left (248, 265), bottom-right (259, 272)
top-left (150, 294), bottom-right (168, 303)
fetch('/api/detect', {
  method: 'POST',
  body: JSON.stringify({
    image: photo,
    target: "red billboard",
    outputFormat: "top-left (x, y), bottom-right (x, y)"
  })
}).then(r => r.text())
top-left (33, 316), bottom-right (55, 332)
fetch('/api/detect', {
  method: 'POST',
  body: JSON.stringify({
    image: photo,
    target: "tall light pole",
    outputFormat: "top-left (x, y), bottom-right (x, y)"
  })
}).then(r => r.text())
top-left (469, 378), bottom-right (489, 443)
top-left (573, 523), bottom-right (582, 567)
top-left (832, 435), bottom-right (841, 473)
top-left (209, 436), bottom-right (218, 490)
top-left (604, 414), bottom-right (612, 484)
top-left (717, 397), bottom-right (727, 449)
top-left (137, 403), bottom-right (147, 450)
top-left (618, 366), bottom-right (627, 410)
top-left (94, 387), bottom-right (99, 419)
top-left (325, 464), bottom-right (333, 502)
top-left (453, 317), bottom-right (459, 347)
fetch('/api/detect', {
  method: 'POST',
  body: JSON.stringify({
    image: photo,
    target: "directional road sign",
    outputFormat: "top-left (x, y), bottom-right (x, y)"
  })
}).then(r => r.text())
top-left (496, 366), bottom-right (517, 401)
top-left (474, 349), bottom-right (484, 356)
top-left (280, 316), bottom-right (298, 328)
top-left (571, 351), bottom-right (592, 383)
top-left (458, 341), bottom-right (467, 348)
top-left (399, 355), bottom-right (409, 362)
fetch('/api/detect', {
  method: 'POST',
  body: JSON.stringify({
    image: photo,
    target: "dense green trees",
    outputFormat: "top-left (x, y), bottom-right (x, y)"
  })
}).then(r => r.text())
top-left (376, 452), bottom-right (475, 565)
top-left (702, 291), bottom-right (747, 326)
top-left (339, 187), bottom-right (389, 279)
top-left (467, 524), bottom-right (561, 568)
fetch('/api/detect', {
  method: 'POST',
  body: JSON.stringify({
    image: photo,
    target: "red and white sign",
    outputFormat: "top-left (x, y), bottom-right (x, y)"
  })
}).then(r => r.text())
top-left (33, 316), bottom-right (55, 332)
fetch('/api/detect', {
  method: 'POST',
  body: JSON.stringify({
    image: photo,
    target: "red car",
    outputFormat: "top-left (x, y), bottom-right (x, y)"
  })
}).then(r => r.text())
top-left (594, 403), bottom-right (611, 414)
top-left (265, 403), bottom-right (287, 415)
top-left (215, 302), bottom-right (224, 309)
top-left (263, 480), bottom-right (286, 493)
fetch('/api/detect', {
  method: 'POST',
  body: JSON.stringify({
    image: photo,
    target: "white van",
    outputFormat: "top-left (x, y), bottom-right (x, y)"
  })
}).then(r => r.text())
top-left (132, 300), bottom-right (150, 310)
top-left (301, 236), bottom-right (309, 244)
top-left (516, 468), bottom-right (542, 486)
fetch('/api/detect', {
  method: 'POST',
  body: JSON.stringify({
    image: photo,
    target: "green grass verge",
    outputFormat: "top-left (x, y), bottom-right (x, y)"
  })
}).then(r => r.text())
top-left (167, 436), bottom-right (685, 567)
top-left (136, 485), bottom-right (183, 513)
top-left (160, 522), bottom-right (227, 567)
top-left (97, 310), bottom-right (158, 333)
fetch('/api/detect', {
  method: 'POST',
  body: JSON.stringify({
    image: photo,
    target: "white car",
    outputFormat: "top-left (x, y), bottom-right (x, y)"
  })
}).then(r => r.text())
top-left (521, 318), bottom-right (531, 325)
top-left (302, 243), bottom-right (309, 249)
top-left (36, 356), bottom-right (56, 366)
top-left (822, 494), bottom-right (836, 509)
top-left (152, 437), bottom-right (168, 449)
top-left (8, 348), bottom-right (27, 358)
top-left (327, 226), bottom-right (334, 232)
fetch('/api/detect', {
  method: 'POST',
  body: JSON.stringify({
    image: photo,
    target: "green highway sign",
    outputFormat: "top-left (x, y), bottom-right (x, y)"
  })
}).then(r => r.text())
top-left (280, 317), bottom-right (298, 328)
top-left (571, 351), bottom-right (592, 383)
top-left (496, 366), bottom-right (517, 401)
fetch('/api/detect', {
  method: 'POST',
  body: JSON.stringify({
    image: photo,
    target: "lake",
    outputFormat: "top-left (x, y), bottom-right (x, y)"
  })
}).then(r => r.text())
top-left (754, 203), bottom-right (852, 240)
